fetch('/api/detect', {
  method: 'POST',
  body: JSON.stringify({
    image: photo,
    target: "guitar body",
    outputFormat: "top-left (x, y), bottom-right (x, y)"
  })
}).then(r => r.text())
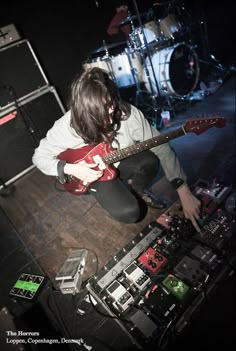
top-left (57, 142), bottom-right (117, 194)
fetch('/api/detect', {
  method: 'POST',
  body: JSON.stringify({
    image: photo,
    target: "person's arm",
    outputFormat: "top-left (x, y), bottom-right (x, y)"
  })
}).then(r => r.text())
top-left (32, 111), bottom-right (103, 182)
top-left (32, 111), bottom-right (78, 176)
top-left (176, 183), bottom-right (201, 232)
top-left (107, 10), bottom-right (128, 36)
top-left (127, 105), bottom-right (201, 231)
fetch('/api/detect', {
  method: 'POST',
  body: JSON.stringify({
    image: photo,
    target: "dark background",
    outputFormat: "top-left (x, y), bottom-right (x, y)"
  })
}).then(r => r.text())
top-left (0, 2), bottom-right (235, 349)
top-left (0, 0), bottom-right (235, 107)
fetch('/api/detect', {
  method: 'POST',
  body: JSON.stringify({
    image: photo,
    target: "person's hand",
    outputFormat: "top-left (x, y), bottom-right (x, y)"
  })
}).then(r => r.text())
top-left (64, 161), bottom-right (103, 184)
top-left (177, 184), bottom-right (202, 232)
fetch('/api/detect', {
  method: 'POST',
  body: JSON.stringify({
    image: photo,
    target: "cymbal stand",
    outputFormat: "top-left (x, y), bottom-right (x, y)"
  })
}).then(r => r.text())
top-left (101, 40), bottom-right (117, 83)
top-left (128, 10), bottom-right (135, 33)
top-left (131, 0), bottom-right (172, 128)
top-left (125, 48), bottom-right (141, 90)
top-left (190, 3), bottom-right (231, 74)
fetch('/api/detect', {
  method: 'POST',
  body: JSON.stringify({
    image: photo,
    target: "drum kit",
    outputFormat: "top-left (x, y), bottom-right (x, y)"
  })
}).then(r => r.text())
top-left (83, 1), bottom-right (200, 115)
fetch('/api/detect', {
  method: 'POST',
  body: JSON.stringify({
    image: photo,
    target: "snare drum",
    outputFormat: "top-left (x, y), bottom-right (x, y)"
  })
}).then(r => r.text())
top-left (110, 50), bottom-right (143, 88)
top-left (82, 57), bottom-right (112, 73)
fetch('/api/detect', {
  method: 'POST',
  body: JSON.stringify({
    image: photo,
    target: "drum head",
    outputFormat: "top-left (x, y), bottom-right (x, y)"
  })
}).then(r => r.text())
top-left (169, 44), bottom-right (199, 95)
top-left (144, 43), bottom-right (199, 96)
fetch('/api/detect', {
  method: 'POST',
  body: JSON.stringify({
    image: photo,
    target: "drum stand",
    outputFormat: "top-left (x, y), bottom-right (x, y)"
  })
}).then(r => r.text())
top-left (131, 0), bottom-right (174, 129)
top-left (188, 3), bottom-right (235, 77)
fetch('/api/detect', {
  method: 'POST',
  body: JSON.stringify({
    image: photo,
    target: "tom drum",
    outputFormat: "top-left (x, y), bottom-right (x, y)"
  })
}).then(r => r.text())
top-left (159, 14), bottom-right (183, 40)
top-left (110, 50), bottom-right (143, 88)
top-left (129, 22), bottom-right (159, 49)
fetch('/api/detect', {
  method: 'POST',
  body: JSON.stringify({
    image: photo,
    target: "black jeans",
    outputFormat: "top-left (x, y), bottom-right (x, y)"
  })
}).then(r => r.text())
top-left (89, 151), bottom-right (160, 223)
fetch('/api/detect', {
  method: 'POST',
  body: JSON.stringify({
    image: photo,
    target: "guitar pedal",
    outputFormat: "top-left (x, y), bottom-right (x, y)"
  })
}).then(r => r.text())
top-left (138, 247), bottom-right (167, 274)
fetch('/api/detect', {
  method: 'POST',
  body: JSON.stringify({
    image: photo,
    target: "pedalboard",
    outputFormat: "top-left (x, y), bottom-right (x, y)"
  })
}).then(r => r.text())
top-left (85, 179), bottom-right (235, 351)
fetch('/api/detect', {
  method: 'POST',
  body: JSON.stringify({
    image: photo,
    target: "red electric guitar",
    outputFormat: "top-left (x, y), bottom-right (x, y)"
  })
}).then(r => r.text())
top-left (57, 115), bottom-right (225, 194)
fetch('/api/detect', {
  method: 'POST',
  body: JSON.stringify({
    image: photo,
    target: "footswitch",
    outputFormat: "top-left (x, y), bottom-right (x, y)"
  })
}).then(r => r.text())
top-left (106, 280), bottom-right (134, 312)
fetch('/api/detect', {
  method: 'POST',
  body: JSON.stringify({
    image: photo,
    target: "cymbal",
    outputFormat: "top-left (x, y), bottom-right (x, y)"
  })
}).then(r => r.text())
top-left (118, 12), bottom-right (148, 26)
top-left (153, 1), bottom-right (174, 5)
top-left (90, 41), bottom-right (126, 54)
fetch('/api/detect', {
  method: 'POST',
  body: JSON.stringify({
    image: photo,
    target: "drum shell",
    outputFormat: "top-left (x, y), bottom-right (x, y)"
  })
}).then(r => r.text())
top-left (159, 14), bottom-right (182, 39)
top-left (129, 26), bottom-right (158, 49)
top-left (110, 51), bottom-right (143, 88)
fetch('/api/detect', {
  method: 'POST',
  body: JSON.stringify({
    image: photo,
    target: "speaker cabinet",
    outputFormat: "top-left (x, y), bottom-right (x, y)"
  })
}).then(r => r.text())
top-left (0, 86), bottom-right (65, 185)
top-left (0, 39), bottom-right (48, 110)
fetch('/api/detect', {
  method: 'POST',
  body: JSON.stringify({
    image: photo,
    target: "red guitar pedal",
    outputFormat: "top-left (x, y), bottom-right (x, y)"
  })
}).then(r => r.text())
top-left (138, 247), bottom-right (168, 274)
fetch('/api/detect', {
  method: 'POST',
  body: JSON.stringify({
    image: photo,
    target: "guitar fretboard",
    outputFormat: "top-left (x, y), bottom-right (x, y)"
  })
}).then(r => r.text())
top-left (103, 127), bottom-right (186, 164)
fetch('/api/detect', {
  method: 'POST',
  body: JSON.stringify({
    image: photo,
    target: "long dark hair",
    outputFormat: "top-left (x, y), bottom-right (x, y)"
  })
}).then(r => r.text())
top-left (70, 67), bottom-right (130, 144)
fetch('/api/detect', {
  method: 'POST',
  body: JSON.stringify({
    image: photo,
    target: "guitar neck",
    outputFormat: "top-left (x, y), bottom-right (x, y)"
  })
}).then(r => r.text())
top-left (103, 126), bottom-right (186, 164)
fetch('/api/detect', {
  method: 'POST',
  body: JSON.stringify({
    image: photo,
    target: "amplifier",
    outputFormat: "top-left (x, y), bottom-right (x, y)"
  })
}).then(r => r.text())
top-left (0, 86), bottom-right (65, 187)
top-left (0, 39), bottom-right (49, 111)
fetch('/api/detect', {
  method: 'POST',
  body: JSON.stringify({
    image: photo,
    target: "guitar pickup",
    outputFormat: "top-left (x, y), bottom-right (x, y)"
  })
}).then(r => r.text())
top-left (93, 155), bottom-right (106, 170)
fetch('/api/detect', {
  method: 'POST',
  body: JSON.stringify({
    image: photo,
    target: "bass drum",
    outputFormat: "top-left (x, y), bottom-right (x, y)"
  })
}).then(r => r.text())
top-left (143, 43), bottom-right (199, 96)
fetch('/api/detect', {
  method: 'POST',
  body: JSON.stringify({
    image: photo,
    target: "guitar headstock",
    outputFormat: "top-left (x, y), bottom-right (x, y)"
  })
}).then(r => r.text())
top-left (184, 115), bottom-right (225, 135)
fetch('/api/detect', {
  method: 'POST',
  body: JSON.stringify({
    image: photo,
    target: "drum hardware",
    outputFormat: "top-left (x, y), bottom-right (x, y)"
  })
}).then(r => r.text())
top-left (129, 0), bottom-right (176, 129)
top-left (90, 41), bottom-right (127, 55)
top-left (125, 48), bottom-right (143, 88)
top-left (117, 12), bottom-right (149, 27)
